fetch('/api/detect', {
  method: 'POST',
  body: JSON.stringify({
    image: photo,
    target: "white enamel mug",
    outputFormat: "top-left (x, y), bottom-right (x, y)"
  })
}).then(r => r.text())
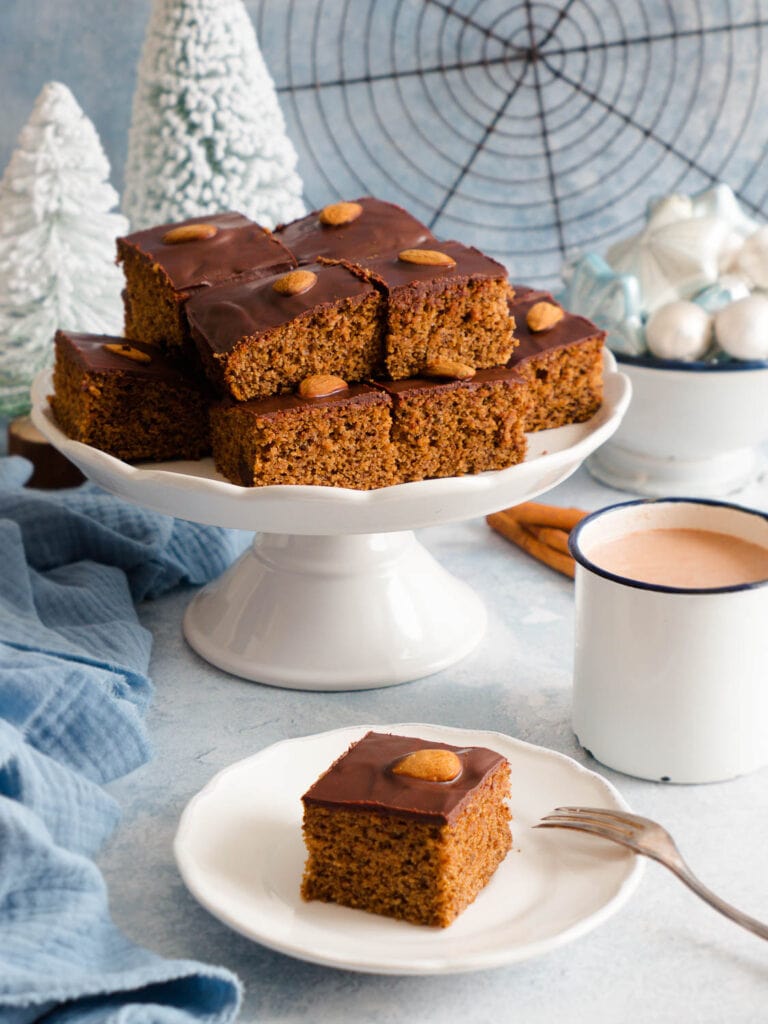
top-left (569, 498), bottom-right (768, 783)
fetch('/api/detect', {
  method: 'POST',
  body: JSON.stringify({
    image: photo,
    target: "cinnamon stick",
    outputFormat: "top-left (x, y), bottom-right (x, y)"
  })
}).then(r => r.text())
top-left (531, 525), bottom-right (571, 555)
top-left (486, 511), bottom-right (575, 578)
top-left (501, 501), bottom-right (588, 532)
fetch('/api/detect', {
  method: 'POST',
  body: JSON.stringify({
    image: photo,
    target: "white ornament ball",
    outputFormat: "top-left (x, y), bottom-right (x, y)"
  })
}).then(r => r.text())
top-left (714, 295), bottom-right (768, 360)
top-left (645, 301), bottom-right (713, 361)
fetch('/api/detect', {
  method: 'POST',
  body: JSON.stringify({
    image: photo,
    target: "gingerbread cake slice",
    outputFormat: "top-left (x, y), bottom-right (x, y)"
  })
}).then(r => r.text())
top-left (51, 331), bottom-right (210, 462)
top-left (373, 365), bottom-right (531, 482)
top-left (117, 212), bottom-right (296, 351)
top-left (507, 290), bottom-right (605, 431)
top-left (186, 263), bottom-right (385, 401)
top-left (209, 375), bottom-right (397, 489)
top-left (301, 731), bottom-right (512, 927)
top-left (275, 196), bottom-right (436, 265)
top-left (344, 241), bottom-right (516, 379)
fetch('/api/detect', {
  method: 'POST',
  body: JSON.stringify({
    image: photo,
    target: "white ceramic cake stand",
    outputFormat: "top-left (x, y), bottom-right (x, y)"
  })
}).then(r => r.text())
top-left (31, 355), bottom-right (629, 690)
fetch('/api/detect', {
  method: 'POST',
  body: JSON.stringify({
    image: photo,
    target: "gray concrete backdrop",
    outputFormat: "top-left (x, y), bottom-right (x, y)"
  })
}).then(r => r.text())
top-left (2, 1), bottom-right (767, 285)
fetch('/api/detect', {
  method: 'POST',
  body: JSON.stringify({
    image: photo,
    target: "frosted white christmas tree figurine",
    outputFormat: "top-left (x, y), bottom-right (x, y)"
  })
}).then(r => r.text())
top-left (0, 82), bottom-right (128, 417)
top-left (123, 0), bottom-right (306, 230)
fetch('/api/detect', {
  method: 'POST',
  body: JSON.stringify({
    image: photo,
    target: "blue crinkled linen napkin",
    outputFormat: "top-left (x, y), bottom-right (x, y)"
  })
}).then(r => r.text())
top-left (0, 456), bottom-right (250, 1024)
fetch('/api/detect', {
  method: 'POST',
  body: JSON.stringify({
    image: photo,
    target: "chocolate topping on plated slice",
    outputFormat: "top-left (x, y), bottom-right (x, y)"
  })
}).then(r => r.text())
top-left (117, 211), bottom-right (296, 292)
top-left (302, 731), bottom-right (507, 824)
top-left (275, 196), bottom-right (436, 264)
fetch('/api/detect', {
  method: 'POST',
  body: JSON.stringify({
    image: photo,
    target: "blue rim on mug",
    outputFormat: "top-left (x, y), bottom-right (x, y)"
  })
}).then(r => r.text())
top-left (569, 497), bottom-right (768, 596)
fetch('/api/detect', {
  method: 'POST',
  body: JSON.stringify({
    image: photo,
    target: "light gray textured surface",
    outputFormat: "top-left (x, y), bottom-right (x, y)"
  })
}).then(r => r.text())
top-left (98, 463), bottom-right (768, 1024)
top-left (2, 2), bottom-right (767, 284)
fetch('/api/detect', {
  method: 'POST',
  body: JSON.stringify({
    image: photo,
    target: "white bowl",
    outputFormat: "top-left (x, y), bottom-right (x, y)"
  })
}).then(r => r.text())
top-left (588, 353), bottom-right (768, 496)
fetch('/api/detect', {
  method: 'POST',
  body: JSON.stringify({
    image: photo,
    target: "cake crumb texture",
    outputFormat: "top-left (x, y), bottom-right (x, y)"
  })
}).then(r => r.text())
top-left (385, 277), bottom-right (515, 380)
top-left (210, 390), bottom-right (397, 488)
top-left (517, 335), bottom-right (604, 431)
top-left (385, 376), bottom-right (531, 481)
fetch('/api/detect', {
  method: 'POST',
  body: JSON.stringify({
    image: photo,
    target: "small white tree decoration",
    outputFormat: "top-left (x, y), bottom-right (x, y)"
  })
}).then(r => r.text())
top-left (0, 82), bottom-right (128, 417)
top-left (123, 0), bottom-right (306, 231)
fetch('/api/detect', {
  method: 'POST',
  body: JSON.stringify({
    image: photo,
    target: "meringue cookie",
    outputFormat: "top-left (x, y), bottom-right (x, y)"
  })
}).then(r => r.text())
top-left (733, 226), bottom-right (768, 290)
top-left (692, 186), bottom-right (757, 273)
top-left (714, 295), bottom-right (768, 360)
top-left (607, 207), bottom-right (728, 314)
top-left (691, 183), bottom-right (758, 239)
top-left (645, 301), bottom-right (713, 360)
top-left (646, 193), bottom-right (694, 229)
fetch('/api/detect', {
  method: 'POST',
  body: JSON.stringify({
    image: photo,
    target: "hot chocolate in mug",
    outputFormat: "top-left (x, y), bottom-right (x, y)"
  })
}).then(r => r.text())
top-left (569, 498), bottom-right (768, 783)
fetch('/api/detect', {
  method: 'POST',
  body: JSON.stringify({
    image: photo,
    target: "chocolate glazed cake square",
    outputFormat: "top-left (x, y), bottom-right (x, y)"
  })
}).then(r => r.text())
top-left (344, 240), bottom-right (517, 379)
top-left (301, 731), bottom-right (512, 927)
top-left (186, 263), bottom-right (385, 401)
top-left (117, 211), bottom-right (296, 352)
top-left (373, 367), bottom-right (531, 482)
top-left (209, 382), bottom-right (398, 489)
top-left (507, 289), bottom-right (605, 431)
top-left (51, 331), bottom-right (210, 462)
top-left (274, 196), bottom-right (436, 265)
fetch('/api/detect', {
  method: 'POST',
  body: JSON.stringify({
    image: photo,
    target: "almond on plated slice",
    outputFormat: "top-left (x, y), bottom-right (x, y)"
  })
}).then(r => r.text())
top-left (391, 748), bottom-right (462, 782)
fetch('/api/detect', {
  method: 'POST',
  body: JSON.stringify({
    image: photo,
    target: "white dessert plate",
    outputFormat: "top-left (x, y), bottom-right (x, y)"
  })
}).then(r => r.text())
top-left (174, 723), bottom-right (643, 974)
top-left (30, 353), bottom-right (630, 534)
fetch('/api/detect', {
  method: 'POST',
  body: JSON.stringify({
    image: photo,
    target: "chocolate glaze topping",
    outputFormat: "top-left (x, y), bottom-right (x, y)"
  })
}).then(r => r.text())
top-left (118, 212), bottom-right (296, 292)
top-left (509, 285), bottom-right (554, 306)
top-left (55, 331), bottom-right (200, 384)
top-left (354, 240), bottom-right (508, 292)
top-left (186, 262), bottom-right (378, 356)
top-left (373, 365), bottom-right (526, 402)
top-left (275, 197), bottom-right (436, 264)
top-left (507, 291), bottom-right (605, 368)
top-left (302, 731), bottom-right (507, 824)
top-left (214, 383), bottom-right (388, 420)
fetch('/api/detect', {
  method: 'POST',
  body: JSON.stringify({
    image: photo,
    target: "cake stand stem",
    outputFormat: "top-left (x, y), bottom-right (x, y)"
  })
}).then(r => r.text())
top-left (183, 530), bottom-right (486, 690)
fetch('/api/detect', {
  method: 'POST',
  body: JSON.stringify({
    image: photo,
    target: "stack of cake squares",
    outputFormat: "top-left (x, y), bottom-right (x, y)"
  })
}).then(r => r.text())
top-left (51, 197), bottom-right (604, 488)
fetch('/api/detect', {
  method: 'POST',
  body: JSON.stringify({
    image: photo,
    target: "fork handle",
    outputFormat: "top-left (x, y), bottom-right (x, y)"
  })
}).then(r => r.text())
top-left (662, 859), bottom-right (768, 941)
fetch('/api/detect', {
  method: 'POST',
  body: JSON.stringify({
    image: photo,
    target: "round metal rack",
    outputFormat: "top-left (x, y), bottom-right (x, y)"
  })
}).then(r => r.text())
top-left (256, 0), bottom-right (768, 285)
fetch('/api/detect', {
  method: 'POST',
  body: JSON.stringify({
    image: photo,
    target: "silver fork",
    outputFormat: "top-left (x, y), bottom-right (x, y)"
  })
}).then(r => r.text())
top-left (535, 806), bottom-right (768, 941)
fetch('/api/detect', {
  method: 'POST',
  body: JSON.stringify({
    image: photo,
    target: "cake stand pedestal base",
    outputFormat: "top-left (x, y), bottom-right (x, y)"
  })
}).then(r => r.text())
top-left (183, 531), bottom-right (486, 691)
top-left (587, 442), bottom-right (761, 498)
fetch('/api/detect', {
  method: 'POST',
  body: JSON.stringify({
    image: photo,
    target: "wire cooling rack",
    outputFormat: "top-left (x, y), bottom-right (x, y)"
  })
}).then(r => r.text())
top-left (254, 0), bottom-right (768, 286)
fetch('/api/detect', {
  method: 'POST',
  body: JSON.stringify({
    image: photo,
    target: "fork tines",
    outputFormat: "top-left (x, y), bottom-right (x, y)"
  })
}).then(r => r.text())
top-left (534, 806), bottom-right (643, 842)
top-left (553, 806), bottom-right (642, 829)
